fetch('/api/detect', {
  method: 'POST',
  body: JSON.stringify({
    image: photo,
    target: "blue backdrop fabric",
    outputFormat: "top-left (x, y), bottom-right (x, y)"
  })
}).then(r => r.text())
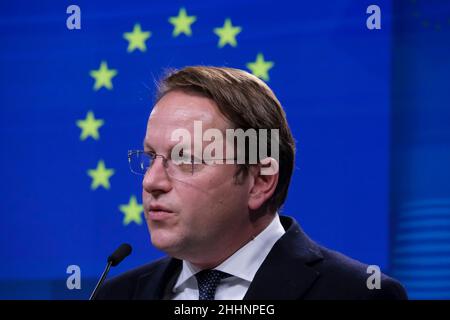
top-left (0, 0), bottom-right (449, 299)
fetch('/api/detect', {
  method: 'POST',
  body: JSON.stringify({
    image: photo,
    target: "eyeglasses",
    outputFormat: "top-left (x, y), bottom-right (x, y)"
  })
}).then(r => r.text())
top-left (128, 150), bottom-right (240, 178)
top-left (128, 150), bottom-right (198, 177)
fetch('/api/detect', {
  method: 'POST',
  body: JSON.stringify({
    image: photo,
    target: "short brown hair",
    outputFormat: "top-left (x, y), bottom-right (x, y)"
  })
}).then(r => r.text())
top-left (156, 66), bottom-right (295, 211)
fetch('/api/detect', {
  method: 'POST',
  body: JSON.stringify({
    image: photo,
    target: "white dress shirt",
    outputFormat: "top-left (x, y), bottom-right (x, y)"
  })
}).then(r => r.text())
top-left (170, 214), bottom-right (286, 300)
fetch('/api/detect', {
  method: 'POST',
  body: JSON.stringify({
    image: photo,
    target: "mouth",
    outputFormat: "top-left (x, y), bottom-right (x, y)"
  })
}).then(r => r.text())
top-left (147, 205), bottom-right (175, 221)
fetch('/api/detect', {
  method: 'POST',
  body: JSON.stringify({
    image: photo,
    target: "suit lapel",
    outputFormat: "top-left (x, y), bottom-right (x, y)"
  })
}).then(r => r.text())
top-left (244, 216), bottom-right (323, 300)
top-left (133, 258), bottom-right (182, 299)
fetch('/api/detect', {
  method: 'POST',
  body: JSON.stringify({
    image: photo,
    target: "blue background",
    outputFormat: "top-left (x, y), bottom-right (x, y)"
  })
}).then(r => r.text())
top-left (1, 0), bottom-right (449, 299)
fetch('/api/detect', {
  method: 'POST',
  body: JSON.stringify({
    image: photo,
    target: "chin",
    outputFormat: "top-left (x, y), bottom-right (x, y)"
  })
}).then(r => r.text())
top-left (150, 231), bottom-right (182, 254)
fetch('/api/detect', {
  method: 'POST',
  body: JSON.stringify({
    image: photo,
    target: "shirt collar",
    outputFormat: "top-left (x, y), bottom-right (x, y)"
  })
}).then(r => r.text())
top-left (173, 213), bottom-right (286, 291)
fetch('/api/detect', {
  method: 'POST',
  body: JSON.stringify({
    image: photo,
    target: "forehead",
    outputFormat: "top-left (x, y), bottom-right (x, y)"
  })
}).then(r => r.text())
top-left (144, 90), bottom-right (229, 149)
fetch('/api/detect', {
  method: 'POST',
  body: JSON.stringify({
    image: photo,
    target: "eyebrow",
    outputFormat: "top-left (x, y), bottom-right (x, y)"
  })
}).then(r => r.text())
top-left (143, 139), bottom-right (190, 155)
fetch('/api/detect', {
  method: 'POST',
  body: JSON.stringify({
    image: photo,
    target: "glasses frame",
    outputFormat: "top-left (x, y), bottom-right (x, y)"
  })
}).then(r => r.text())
top-left (128, 150), bottom-right (241, 177)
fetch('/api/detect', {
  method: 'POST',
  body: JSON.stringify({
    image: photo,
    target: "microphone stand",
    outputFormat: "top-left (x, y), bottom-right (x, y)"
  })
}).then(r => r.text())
top-left (89, 261), bottom-right (112, 300)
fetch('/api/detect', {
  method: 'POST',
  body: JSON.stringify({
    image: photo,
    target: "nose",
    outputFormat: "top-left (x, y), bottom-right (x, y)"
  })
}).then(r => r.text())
top-left (142, 156), bottom-right (172, 198)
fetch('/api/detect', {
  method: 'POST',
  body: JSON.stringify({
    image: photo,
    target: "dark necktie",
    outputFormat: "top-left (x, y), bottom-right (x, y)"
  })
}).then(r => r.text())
top-left (195, 269), bottom-right (231, 300)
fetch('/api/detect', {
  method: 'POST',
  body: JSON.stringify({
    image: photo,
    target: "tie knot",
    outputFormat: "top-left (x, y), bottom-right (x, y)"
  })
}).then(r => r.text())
top-left (195, 269), bottom-right (231, 300)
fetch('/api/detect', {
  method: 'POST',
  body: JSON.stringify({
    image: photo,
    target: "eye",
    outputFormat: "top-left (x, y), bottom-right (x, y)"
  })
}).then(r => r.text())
top-left (144, 151), bottom-right (156, 164)
top-left (189, 154), bottom-right (205, 164)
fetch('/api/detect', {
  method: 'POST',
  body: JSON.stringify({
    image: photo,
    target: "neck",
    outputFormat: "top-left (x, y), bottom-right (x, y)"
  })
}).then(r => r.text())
top-left (189, 212), bottom-right (276, 270)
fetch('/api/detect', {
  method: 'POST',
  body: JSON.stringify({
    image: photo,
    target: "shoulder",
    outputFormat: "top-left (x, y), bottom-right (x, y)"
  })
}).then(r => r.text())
top-left (95, 256), bottom-right (171, 300)
top-left (308, 245), bottom-right (407, 299)
top-left (278, 215), bottom-right (407, 300)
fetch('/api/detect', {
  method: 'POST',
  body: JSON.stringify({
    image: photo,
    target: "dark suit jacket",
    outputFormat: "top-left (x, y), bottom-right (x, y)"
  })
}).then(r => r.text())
top-left (96, 215), bottom-right (407, 300)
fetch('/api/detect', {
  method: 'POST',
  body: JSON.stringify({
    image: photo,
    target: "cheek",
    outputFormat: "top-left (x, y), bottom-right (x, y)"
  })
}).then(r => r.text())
top-left (173, 179), bottom-right (229, 220)
top-left (206, 177), bottom-right (250, 212)
top-left (174, 167), bottom-right (250, 217)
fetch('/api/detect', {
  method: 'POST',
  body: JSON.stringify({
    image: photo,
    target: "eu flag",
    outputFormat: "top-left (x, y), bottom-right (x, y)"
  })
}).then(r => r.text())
top-left (3, 0), bottom-right (448, 300)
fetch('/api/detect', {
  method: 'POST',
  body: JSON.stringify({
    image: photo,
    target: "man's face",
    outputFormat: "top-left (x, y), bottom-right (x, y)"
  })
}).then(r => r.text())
top-left (142, 90), bottom-right (252, 263)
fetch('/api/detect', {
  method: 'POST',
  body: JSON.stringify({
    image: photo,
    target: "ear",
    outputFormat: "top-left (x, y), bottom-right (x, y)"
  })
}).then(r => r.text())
top-left (248, 158), bottom-right (279, 211)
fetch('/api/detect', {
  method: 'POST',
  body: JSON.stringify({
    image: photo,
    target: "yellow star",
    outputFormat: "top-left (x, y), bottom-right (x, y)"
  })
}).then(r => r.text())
top-left (213, 18), bottom-right (242, 48)
top-left (87, 160), bottom-right (115, 190)
top-left (123, 23), bottom-right (151, 52)
top-left (119, 195), bottom-right (144, 226)
top-left (89, 61), bottom-right (117, 91)
top-left (246, 53), bottom-right (274, 81)
top-left (169, 8), bottom-right (196, 37)
top-left (76, 111), bottom-right (104, 141)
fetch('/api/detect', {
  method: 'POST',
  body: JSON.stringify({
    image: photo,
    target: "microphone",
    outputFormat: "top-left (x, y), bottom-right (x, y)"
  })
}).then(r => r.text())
top-left (89, 243), bottom-right (132, 300)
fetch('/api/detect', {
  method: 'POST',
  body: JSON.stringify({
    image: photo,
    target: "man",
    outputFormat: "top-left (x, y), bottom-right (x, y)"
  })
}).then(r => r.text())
top-left (96, 66), bottom-right (407, 300)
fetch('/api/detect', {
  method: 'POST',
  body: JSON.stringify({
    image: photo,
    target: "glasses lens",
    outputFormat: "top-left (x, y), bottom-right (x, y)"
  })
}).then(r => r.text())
top-left (128, 150), bottom-right (199, 178)
top-left (129, 151), bottom-right (152, 175)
